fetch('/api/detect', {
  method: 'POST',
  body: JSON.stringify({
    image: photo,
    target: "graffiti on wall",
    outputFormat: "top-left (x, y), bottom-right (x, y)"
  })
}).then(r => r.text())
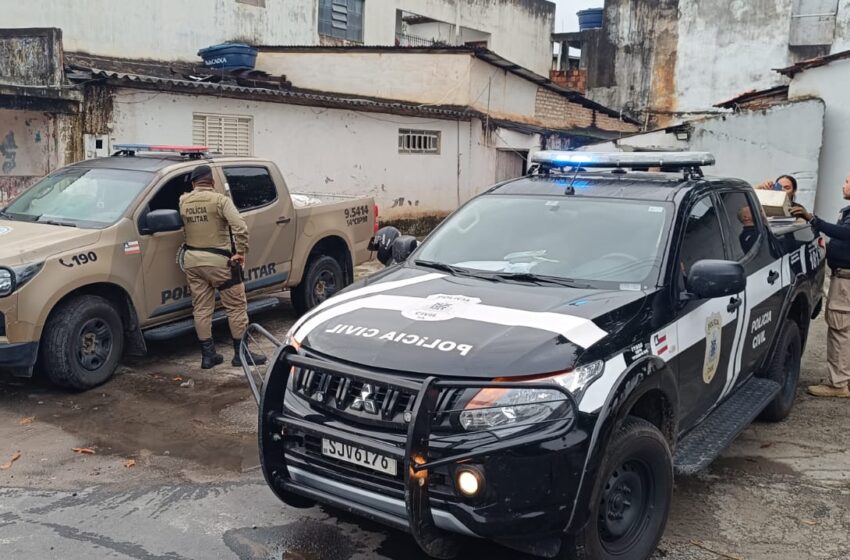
top-left (0, 132), bottom-right (17, 174)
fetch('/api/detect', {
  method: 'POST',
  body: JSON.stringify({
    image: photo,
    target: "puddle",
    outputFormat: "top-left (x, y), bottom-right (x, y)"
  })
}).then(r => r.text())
top-left (223, 520), bottom-right (357, 560)
top-left (0, 362), bottom-right (258, 471)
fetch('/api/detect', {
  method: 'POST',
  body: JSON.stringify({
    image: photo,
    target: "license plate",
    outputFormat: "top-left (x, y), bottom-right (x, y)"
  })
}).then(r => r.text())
top-left (321, 438), bottom-right (398, 476)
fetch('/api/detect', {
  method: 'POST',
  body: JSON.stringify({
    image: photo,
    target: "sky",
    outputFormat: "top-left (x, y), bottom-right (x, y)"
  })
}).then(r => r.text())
top-left (553, 0), bottom-right (604, 32)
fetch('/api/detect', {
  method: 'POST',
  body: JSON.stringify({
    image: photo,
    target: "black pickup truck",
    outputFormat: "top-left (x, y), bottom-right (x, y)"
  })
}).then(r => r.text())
top-left (241, 152), bottom-right (824, 560)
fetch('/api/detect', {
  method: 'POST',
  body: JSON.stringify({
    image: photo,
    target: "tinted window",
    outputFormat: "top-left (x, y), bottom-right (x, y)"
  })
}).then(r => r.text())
top-left (720, 191), bottom-right (761, 260)
top-left (679, 197), bottom-right (726, 276)
top-left (138, 172), bottom-right (193, 233)
top-left (224, 167), bottom-right (277, 211)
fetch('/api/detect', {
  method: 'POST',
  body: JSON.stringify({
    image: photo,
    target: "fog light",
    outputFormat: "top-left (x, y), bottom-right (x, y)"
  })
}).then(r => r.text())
top-left (455, 467), bottom-right (484, 497)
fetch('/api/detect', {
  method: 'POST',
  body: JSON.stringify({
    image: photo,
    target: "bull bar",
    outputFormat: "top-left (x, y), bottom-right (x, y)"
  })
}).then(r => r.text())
top-left (240, 324), bottom-right (578, 558)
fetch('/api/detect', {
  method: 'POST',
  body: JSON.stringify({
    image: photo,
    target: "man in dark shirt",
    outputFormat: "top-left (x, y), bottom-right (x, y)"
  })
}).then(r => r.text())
top-left (737, 206), bottom-right (759, 254)
top-left (792, 173), bottom-right (850, 397)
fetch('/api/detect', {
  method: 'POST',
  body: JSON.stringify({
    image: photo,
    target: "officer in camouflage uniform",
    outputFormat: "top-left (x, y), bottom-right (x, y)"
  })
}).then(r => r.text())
top-left (179, 165), bottom-right (266, 369)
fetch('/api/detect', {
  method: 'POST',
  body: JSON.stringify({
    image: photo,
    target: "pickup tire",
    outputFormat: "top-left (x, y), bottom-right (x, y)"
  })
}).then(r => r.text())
top-left (40, 295), bottom-right (125, 390)
top-left (291, 255), bottom-right (345, 316)
top-left (759, 319), bottom-right (801, 422)
top-left (562, 416), bottom-right (672, 560)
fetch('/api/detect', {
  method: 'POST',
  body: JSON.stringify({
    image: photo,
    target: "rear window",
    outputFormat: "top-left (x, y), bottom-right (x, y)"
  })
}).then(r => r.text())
top-left (223, 167), bottom-right (277, 211)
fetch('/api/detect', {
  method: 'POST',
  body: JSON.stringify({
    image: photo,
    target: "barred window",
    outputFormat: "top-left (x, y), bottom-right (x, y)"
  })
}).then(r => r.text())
top-left (192, 113), bottom-right (253, 156)
top-left (398, 129), bottom-right (441, 154)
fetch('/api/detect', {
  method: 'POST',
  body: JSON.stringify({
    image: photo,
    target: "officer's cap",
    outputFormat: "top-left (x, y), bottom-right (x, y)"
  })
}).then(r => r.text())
top-left (190, 165), bottom-right (213, 183)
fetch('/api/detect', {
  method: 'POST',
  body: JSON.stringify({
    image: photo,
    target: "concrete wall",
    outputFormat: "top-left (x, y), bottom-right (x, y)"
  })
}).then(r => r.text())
top-left (789, 59), bottom-right (850, 219)
top-left (582, 99), bottom-right (826, 211)
top-left (258, 51), bottom-right (637, 133)
top-left (583, 0), bottom-right (850, 125)
top-left (108, 89), bottom-right (540, 223)
top-left (373, 0), bottom-right (556, 75)
top-left (6, 0), bottom-right (318, 62)
top-left (0, 110), bottom-right (62, 203)
top-left (257, 51), bottom-right (474, 108)
top-left (6, 0), bottom-right (554, 75)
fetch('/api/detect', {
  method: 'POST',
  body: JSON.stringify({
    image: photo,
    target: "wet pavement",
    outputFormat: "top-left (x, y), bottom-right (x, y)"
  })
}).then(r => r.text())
top-left (1, 265), bottom-right (850, 559)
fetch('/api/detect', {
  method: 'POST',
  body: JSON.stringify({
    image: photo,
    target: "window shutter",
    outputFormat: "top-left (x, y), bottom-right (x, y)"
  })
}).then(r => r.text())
top-left (192, 113), bottom-right (253, 156)
top-left (790, 0), bottom-right (838, 47)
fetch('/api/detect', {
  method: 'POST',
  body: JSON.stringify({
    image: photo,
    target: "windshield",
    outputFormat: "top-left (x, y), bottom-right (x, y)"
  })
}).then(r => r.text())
top-left (414, 195), bottom-right (671, 287)
top-left (3, 168), bottom-right (154, 228)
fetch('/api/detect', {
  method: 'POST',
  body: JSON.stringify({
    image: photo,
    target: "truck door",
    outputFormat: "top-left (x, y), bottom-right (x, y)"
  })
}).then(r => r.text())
top-left (675, 195), bottom-right (743, 431)
top-left (135, 170), bottom-right (195, 320)
top-left (716, 191), bottom-right (785, 396)
top-left (219, 165), bottom-right (296, 293)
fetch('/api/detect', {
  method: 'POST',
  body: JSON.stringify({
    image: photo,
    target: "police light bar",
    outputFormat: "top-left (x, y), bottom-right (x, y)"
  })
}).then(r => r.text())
top-left (113, 144), bottom-right (209, 153)
top-left (531, 151), bottom-right (716, 169)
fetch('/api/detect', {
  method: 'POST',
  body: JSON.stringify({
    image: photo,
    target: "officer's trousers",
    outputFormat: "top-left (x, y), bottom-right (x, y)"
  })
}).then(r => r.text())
top-left (185, 266), bottom-right (249, 341)
top-left (826, 276), bottom-right (850, 388)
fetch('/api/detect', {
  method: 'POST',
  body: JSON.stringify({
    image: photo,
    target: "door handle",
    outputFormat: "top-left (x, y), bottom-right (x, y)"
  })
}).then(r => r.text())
top-left (767, 270), bottom-right (779, 285)
top-left (727, 296), bottom-right (742, 313)
top-left (276, 216), bottom-right (291, 225)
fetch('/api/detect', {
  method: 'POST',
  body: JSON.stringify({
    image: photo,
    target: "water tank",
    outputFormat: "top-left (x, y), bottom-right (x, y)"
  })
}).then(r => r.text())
top-left (197, 43), bottom-right (258, 71)
top-left (577, 8), bottom-right (604, 31)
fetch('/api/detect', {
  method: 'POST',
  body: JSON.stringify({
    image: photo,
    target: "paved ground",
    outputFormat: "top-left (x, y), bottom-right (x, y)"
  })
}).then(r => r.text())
top-left (1, 264), bottom-right (849, 559)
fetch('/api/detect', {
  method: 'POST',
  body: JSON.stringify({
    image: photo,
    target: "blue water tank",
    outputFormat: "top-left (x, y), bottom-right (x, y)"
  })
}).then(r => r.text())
top-left (577, 8), bottom-right (604, 31)
top-left (197, 43), bottom-right (258, 70)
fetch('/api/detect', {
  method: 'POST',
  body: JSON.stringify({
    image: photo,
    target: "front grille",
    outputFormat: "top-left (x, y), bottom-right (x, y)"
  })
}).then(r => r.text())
top-left (292, 362), bottom-right (464, 431)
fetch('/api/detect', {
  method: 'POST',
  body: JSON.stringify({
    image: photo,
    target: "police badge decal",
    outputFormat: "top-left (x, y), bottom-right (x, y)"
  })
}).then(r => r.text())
top-left (703, 313), bottom-right (722, 384)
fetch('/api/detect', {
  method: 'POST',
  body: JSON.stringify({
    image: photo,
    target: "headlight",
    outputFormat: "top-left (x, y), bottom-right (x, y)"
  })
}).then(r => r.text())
top-left (0, 268), bottom-right (12, 297)
top-left (0, 262), bottom-right (44, 298)
top-left (458, 360), bottom-right (604, 432)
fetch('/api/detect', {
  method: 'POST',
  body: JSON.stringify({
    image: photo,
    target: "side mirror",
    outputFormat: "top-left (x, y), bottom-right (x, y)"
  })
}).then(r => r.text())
top-left (686, 259), bottom-right (746, 299)
top-left (146, 209), bottom-right (183, 233)
top-left (391, 235), bottom-right (419, 264)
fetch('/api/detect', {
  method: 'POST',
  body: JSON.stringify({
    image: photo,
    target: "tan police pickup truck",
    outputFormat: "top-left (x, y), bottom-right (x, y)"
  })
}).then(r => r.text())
top-left (0, 144), bottom-right (378, 389)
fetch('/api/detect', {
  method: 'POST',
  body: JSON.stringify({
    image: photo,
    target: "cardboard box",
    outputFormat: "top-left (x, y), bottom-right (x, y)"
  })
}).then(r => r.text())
top-left (754, 189), bottom-right (791, 217)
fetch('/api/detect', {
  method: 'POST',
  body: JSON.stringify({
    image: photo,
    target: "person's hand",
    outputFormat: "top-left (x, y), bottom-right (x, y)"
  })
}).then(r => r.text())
top-left (231, 254), bottom-right (246, 266)
top-left (790, 207), bottom-right (813, 222)
top-left (755, 180), bottom-right (774, 190)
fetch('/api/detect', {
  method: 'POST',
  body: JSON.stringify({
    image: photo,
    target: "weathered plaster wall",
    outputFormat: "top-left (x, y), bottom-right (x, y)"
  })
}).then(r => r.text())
top-left (583, 99), bottom-right (825, 211)
top-left (789, 59), bottom-right (850, 219)
top-left (108, 89), bottom-right (539, 222)
top-left (257, 51), bottom-right (474, 108)
top-left (6, 0), bottom-right (318, 62)
top-left (6, 0), bottom-right (554, 75)
top-left (372, 0), bottom-right (556, 75)
top-left (583, 0), bottom-right (850, 124)
top-left (0, 110), bottom-right (59, 202)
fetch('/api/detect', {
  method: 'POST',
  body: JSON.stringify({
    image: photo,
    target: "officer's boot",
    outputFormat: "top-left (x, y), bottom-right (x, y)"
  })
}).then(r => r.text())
top-left (200, 338), bottom-right (224, 369)
top-left (231, 339), bottom-right (268, 367)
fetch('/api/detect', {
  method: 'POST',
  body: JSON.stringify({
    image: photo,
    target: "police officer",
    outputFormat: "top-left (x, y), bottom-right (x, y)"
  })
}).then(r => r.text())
top-left (179, 165), bottom-right (266, 369)
top-left (792, 172), bottom-right (850, 397)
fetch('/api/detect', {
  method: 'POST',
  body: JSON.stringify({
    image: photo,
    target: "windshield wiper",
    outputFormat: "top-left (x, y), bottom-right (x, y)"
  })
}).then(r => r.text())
top-left (38, 218), bottom-right (78, 228)
top-left (414, 260), bottom-right (468, 276)
top-left (0, 209), bottom-right (12, 220)
top-left (495, 272), bottom-right (590, 288)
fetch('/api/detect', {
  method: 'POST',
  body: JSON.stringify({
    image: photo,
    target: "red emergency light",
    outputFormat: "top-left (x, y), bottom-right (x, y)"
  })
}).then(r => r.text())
top-left (113, 144), bottom-right (209, 153)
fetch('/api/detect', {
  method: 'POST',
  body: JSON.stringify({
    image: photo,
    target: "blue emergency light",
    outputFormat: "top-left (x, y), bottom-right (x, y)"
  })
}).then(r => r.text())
top-left (532, 151), bottom-right (716, 169)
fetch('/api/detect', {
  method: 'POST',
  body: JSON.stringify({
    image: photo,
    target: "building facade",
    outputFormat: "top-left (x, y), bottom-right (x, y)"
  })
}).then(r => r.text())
top-left (560, 0), bottom-right (850, 127)
top-left (8, 0), bottom-right (556, 76)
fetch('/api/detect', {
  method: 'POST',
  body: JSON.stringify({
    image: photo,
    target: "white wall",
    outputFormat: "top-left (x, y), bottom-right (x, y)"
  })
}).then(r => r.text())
top-left (6, 0), bottom-right (318, 62)
top-left (109, 89), bottom-right (538, 219)
top-left (257, 51), bottom-right (474, 107)
top-left (7, 0), bottom-right (554, 75)
top-left (259, 52), bottom-right (541, 120)
top-left (789, 59), bottom-right (850, 219)
top-left (581, 99), bottom-right (825, 211)
top-left (369, 0), bottom-right (556, 75)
